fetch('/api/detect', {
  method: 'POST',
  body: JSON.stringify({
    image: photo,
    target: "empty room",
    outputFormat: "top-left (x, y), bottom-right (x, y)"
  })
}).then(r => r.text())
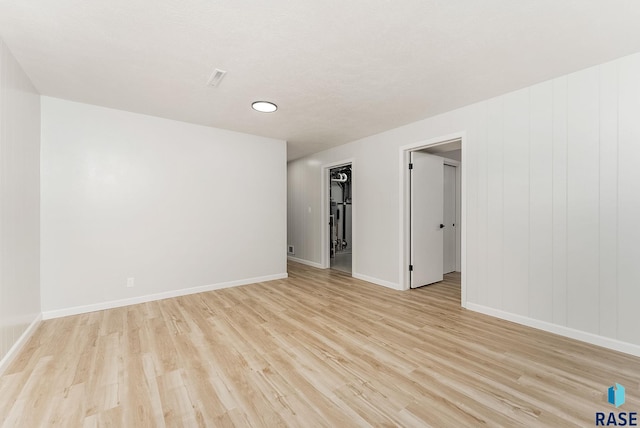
top-left (1, 1), bottom-right (640, 426)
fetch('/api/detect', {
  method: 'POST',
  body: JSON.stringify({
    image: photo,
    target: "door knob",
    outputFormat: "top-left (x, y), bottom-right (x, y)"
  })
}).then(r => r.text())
top-left (440, 224), bottom-right (445, 229)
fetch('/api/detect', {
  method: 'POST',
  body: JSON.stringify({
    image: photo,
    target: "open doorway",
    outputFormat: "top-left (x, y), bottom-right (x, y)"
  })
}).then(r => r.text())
top-left (410, 145), bottom-right (461, 288)
top-left (399, 134), bottom-right (466, 304)
top-left (329, 164), bottom-right (352, 274)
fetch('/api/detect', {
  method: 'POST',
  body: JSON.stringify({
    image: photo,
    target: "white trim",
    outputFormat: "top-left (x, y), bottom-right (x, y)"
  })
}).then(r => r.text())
top-left (460, 134), bottom-right (467, 308)
top-left (455, 162), bottom-right (462, 273)
top-left (321, 159), bottom-right (356, 271)
top-left (466, 303), bottom-right (640, 358)
top-left (398, 132), bottom-right (467, 307)
top-left (0, 313), bottom-right (42, 376)
top-left (287, 256), bottom-right (325, 269)
top-left (42, 273), bottom-right (288, 320)
top-left (353, 273), bottom-right (400, 290)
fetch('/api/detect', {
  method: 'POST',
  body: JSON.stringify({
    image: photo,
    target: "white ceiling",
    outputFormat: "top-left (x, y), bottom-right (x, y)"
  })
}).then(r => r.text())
top-left (1, 1), bottom-right (640, 160)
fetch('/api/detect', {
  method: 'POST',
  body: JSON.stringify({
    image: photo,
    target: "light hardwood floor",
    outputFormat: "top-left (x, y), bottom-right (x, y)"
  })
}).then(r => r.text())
top-left (1, 262), bottom-right (639, 427)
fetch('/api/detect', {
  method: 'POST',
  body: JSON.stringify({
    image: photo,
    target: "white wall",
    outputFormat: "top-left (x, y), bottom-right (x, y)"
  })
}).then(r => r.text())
top-left (0, 39), bottom-right (41, 367)
top-left (41, 97), bottom-right (287, 316)
top-left (287, 52), bottom-right (640, 355)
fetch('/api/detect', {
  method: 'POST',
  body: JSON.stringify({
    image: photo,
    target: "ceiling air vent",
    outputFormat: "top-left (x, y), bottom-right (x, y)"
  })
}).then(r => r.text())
top-left (207, 68), bottom-right (227, 87)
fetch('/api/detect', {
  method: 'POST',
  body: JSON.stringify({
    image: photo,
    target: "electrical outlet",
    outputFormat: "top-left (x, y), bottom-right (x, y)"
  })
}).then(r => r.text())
top-left (127, 277), bottom-right (135, 288)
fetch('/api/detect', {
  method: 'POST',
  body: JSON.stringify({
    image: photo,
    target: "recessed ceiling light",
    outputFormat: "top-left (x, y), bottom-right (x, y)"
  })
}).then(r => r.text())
top-left (251, 101), bottom-right (278, 113)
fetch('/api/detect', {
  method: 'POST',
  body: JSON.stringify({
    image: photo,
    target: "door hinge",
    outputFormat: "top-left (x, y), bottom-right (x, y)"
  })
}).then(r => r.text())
top-left (409, 163), bottom-right (413, 170)
top-left (409, 264), bottom-right (413, 271)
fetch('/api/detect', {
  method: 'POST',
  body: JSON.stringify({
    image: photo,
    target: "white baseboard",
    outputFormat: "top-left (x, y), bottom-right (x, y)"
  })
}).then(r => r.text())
top-left (42, 272), bottom-right (288, 320)
top-left (287, 256), bottom-right (325, 269)
top-left (352, 272), bottom-right (401, 290)
top-left (0, 313), bottom-right (42, 376)
top-left (286, 257), bottom-right (402, 291)
top-left (466, 303), bottom-right (640, 358)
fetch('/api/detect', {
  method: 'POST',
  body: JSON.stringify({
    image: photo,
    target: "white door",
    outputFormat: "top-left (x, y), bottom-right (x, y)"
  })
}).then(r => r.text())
top-left (443, 165), bottom-right (456, 274)
top-left (411, 152), bottom-right (444, 288)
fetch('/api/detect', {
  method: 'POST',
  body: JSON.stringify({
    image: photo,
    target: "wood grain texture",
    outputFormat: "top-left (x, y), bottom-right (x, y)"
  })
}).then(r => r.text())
top-left (1, 262), bottom-right (639, 427)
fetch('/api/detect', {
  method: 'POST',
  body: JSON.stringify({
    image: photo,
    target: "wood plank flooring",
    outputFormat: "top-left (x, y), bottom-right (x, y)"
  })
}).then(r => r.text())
top-left (1, 261), bottom-right (639, 427)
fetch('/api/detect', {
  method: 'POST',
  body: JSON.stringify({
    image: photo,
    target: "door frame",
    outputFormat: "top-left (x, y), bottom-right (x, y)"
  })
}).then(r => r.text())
top-left (321, 159), bottom-right (355, 271)
top-left (398, 132), bottom-right (467, 307)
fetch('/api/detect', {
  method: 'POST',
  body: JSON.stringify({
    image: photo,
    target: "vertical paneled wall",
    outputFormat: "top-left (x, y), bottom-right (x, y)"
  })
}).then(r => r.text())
top-left (551, 78), bottom-right (568, 327)
top-left (617, 54), bottom-right (640, 344)
top-left (501, 89), bottom-right (530, 316)
top-left (598, 61), bottom-right (618, 340)
top-left (485, 98), bottom-right (504, 309)
top-left (0, 39), bottom-right (41, 363)
top-left (474, 54), bottom-right (640, 347)
top-left (528, 82), bottom-right (553, 322)
top-left (566, 68), bottom-right (600, 333)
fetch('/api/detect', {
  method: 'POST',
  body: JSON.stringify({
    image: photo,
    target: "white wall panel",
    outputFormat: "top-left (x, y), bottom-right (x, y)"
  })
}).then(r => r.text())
top-left (464, 109), bottom-right (479, 304)
top-left (41, 98), bottom-right (286, 313)
top-left (485, 97), bottom-right (504, 309)
top-left (0, 39), bottom-right (40, 364)
top-left (598, 61), bottom-right (619, 339)
top-left (528, 82), bottom-right (553, 322)
top-left (475, 104), bottom-right (489, 305)
top-left (501, 89), bottom-right (530, 316)
top-left (566, 67), bottom-right (600, 334)
top-left (617, 54), bottom-right (640, 345)
top-left (551, 76), bottom-right (568, 326)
